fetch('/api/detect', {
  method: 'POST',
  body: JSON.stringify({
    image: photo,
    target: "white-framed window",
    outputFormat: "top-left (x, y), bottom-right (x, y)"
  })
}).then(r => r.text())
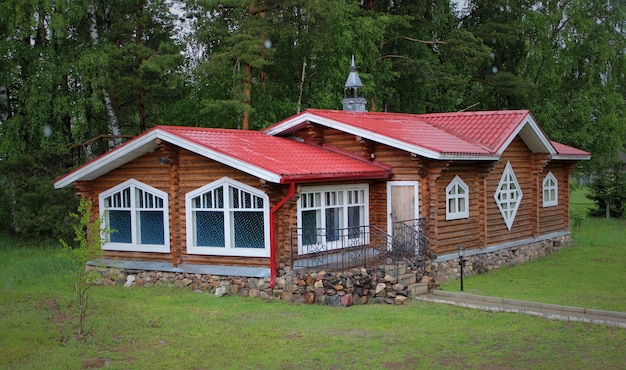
top-left (185, 177), bottom-right (270, 257)
top-left (297, 184), bottom-right (369, 254)
top-left (542, 172), bottom-right (558, 207)
top-left (99, 179), bottom-right (170, 253)
top-left (446, 175), bottom-right (469, 220)
top-left (494, 161), bottom-right (523, 231)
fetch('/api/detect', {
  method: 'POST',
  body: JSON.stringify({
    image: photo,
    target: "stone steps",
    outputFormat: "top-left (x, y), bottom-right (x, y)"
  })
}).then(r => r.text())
top-left (397, 272), bottom-right (417, 286)
top-left (407, 282), bottom-right (429, 297)
top-left (381, 264), bottom-right (431, 297)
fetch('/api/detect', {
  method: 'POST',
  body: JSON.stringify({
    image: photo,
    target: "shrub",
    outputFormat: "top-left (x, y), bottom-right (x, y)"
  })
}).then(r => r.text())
top-left (586, 161), bottom-right (626, 218)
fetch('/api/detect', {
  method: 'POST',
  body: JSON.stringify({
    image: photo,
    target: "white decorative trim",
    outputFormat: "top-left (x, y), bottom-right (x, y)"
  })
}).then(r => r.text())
top-left (542, 172), bottom-right (558, 207)
top-left (494, 162), bottom-right (523, 231)
top-left (446, 175), bottom-right (469, 220)
top-left (185, 177), bottom-right (270, 257)
top-left (496, 115), bottom-right (557, 155)
top-left (99, 179), bottom-right (170, 253)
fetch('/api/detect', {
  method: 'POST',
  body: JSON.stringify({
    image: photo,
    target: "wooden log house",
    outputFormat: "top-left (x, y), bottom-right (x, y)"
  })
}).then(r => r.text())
top-left (54, 59), bottom-right (590, 286)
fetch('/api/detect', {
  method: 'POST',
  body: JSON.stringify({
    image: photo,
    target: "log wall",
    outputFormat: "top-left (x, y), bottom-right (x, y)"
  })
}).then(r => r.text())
top-left (80, 144), bottom-right (301, 269)
top-left (75, 123), bottom-right (578, 272)
top-left (293, 124), bottom-right (578, 257)
top-left (485, 137), bottom-right (536, 246)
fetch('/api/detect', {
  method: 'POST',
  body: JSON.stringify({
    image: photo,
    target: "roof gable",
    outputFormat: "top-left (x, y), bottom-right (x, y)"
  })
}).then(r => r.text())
top-left (263, 109), bottom-right (567, 160)
top-left (54, 126), bottom-right (391, 189)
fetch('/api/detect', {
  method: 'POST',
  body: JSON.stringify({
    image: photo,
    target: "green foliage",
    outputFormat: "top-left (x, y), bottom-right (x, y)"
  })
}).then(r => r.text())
top-left (1, 0), bottom-right (626, 239)
top-left (0, 152), bottom-right (78, 240)
top-left (586, 162), bottom-right (626, 218)
top-left (60, 198), bottom-right (105, 339)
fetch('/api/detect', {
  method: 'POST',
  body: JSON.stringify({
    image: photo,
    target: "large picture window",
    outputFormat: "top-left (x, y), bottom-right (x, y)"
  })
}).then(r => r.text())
top-left (298, 184), bottom-right (368, 254)
top-left (99, 179), bottom-right (169, 253)
top-left (542, 172), bottom-right (558, 207)
top-left (186, 178), bottom-right (270, 257)
top-left (494, 162), bottom-right (523, 231)
top-left (446, 175), bottom-right (469, 220)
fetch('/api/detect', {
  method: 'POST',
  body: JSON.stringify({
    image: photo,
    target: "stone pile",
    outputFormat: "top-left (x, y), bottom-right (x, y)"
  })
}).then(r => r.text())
top-left (87, 265), bottom-right (430, 306)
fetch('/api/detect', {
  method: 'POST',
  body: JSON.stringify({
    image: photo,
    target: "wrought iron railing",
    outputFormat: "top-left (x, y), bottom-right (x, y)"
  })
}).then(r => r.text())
top-left (290, 219), bottom-right (429, 273)
top-left (391, 218), bottom-right (429, 258)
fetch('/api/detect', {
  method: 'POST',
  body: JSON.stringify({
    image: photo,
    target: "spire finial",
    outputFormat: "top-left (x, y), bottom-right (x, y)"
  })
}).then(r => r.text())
top-left (343, 55), bottom-right (367, 112)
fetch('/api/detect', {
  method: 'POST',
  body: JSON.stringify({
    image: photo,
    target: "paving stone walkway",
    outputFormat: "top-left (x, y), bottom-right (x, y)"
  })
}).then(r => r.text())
top-left (415, 290), bottom-right (626, 328)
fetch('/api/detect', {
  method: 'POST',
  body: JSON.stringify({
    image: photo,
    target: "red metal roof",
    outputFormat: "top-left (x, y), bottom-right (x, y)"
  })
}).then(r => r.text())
top-left (265, 109), bottom-right (585, 159)
top-left (158, 126), bottom-right (391, 183)
top-left (301, 109), bottom-right (494, 156)
top-left (55, 109), bottom-right (590, 189)
top-left (416, 110), bottom-right (530, 152)
top-left (550, 141), bottom-right (592, 159)
top-left (54, 126), bottom-right (391, 188)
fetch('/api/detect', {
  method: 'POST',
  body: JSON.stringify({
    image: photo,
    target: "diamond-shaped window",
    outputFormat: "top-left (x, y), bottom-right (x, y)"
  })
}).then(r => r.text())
top-left (494, 162), bottom-right (522, 230)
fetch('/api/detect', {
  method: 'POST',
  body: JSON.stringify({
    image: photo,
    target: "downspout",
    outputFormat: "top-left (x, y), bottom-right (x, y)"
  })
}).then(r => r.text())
top-left (269, 182), bottom-right (296, 288)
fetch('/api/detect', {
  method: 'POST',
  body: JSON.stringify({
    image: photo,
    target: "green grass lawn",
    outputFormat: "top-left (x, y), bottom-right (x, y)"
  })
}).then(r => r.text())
top-left (439, 188), bottom-right (626, 312)
top-left (2, 203), bottom-right (626, 369)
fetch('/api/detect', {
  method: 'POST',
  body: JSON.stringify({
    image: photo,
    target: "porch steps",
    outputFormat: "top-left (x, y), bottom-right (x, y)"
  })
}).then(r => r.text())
top-left (397, 273), bottom-right (416, 286)
top-left (407, 282), bottom-right (430, 296)
top-left (397, 272), bottom-right (430, 297)
top-left (380, 264), bottom-right (430, 297)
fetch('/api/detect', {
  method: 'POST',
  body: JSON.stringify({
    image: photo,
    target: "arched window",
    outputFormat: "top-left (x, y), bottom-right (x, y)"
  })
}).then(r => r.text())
top-left (99, 179), bottom-right (169, 253)
top-left (185, 178), bottom-right (270, 257)
top-left (446, 176), bottom-right (469, 220)
top-left (542, 172), bottom-right (558, 207)
top-left (494, 162), bottom-right (523, 231)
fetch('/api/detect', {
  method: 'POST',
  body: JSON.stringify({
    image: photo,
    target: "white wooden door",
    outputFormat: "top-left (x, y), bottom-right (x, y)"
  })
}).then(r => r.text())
top-left (386, 181), bottom-right (419, 237)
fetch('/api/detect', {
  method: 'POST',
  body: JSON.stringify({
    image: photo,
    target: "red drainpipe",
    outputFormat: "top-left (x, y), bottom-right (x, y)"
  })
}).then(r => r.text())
top-left (269, 182), bottom-right (296, 288)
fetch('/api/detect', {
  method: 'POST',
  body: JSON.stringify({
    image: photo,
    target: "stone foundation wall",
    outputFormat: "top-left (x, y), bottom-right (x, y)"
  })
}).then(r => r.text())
top-left (87, 264), bottom-right (430, 307)
top-left (87, 234), bottom-right (571, 306)
top-left (430, 234), bottom-right (572, 283)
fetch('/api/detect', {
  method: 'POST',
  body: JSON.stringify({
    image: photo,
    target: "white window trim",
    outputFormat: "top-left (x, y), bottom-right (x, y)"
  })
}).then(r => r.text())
top-left (446, 175), bottom-right (469, 220)
top-left (542, 172), bottom-right (558, 207)
top-left (297, 184), bottom-right (369, 255)
top-left (99, 179), bottom-right (170, 253)
top-left (494, 161), bottom-right (523, 231)
top-left (185, 177), bottom-right (270, 257)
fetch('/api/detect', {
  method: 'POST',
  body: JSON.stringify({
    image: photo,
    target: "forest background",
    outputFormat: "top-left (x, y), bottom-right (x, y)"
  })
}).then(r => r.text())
top-left (1, 0), bottom-right (625, 241)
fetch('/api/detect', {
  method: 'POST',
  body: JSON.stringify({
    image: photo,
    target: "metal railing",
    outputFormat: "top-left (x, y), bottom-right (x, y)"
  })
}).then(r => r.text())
top-left (290, 219), bottom-right (429, 272)
top-left (391, 218), bottom-right (429, 258)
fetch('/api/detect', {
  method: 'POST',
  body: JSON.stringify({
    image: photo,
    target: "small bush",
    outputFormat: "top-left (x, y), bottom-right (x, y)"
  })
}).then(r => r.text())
top-left (586, 162), bottom-right (626, 218)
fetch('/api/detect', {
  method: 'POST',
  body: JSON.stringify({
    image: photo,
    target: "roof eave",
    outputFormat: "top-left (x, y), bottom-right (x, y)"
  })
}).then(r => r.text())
top-left (551, 155), bottom-right (592, 161)
top-left (279, 171), bottom-right (392, 184)
top-left (263, 111), bottom-right (313, 135)
top-left (53, 130), bottom-right (162, 189)
top-left (438, 154), bottom-right (500, 161)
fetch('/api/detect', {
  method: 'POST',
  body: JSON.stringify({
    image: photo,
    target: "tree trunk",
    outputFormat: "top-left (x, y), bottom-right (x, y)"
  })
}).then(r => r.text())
top-left (136, 12), bottom-right (146, 132)
top-left (297, 58), bottom-right (306, 113)
top-left (242, 62), bottom-right (252, 130)
top-left (90, 2), bottom-right (122, 148)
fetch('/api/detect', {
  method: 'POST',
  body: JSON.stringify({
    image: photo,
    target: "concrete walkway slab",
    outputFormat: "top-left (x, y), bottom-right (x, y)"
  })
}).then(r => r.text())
top-left (416, 290), bottom-right (626, 329)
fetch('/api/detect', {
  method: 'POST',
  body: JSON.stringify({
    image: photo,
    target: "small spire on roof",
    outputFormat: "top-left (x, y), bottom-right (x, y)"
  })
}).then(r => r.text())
top-left (342, 55), bottom-right (367, 112)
